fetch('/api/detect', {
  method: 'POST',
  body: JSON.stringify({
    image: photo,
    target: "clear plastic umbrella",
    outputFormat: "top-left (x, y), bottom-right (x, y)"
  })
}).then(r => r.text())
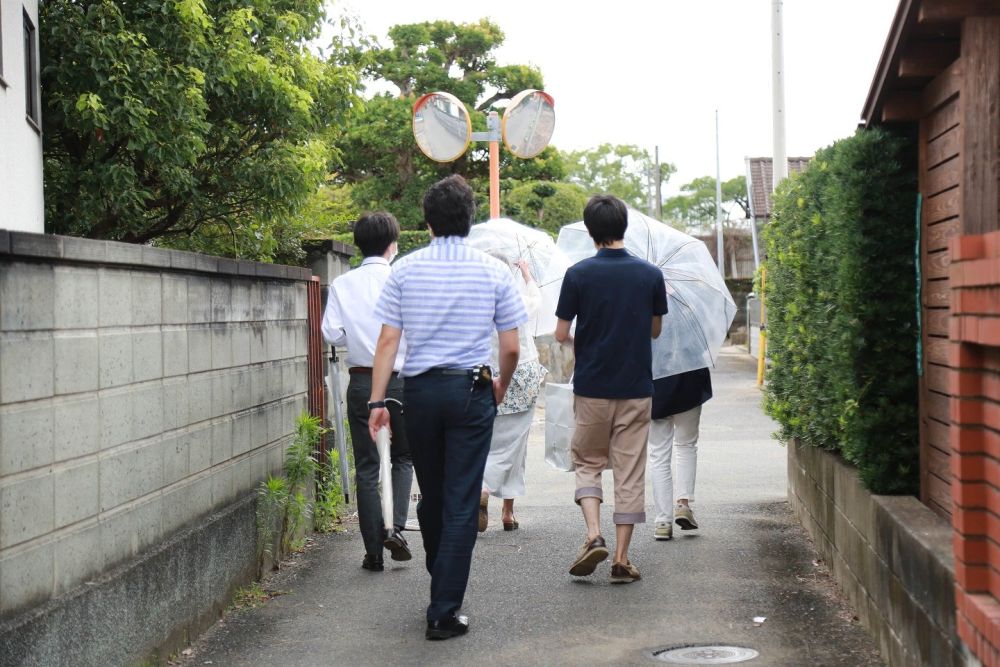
top-left (556, 208), bottom-right (737, 378)
top-left (467, 218), bottom-right (571, 336)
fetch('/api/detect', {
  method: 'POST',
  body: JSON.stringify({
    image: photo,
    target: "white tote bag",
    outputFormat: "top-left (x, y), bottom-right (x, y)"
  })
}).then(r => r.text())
top-left (544, 381), bottom-right (575, 472)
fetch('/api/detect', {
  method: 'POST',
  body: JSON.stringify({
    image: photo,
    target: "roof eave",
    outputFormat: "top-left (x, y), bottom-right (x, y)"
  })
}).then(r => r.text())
top-left (862, 0), bottom-right (920, 126)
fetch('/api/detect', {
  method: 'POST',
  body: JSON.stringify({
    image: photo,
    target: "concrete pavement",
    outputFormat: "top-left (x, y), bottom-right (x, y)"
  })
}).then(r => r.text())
top-left (182, 349), bottom-right (882, 666)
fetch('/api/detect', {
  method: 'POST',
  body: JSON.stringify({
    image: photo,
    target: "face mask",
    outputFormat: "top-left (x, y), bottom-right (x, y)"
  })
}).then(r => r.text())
top-left (388, 243), bottom-right (398, 264)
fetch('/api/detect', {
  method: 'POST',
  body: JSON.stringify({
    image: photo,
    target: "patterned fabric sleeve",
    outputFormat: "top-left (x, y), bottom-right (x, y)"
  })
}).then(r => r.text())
top-left (494, 269), bottom-right (529, 332)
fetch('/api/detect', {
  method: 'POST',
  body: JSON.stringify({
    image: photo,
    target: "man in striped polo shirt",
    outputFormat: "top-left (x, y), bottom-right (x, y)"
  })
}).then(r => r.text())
top-left (367, 175), bottom-right (527, 640)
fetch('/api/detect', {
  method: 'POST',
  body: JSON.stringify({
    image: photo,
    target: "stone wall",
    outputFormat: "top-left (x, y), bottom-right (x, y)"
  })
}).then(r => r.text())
top-left (787, 439), bottom-right (970, 666)
top-left (535, 334), bottom-right (574, 385)
top-left (0, 230), bottom-right (312, 664)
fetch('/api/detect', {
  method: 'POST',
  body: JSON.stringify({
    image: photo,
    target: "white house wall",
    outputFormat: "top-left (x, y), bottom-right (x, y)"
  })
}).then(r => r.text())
top-left (0, 0), bottom-right (44, 233)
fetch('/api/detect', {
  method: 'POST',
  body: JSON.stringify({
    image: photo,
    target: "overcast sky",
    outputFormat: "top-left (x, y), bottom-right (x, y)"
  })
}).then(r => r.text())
top-left (332, 0), bottom-right (899, 194)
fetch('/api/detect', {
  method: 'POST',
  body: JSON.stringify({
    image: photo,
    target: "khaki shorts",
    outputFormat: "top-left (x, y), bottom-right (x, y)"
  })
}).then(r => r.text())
top-left (570, 395), bottom-right (652, 524)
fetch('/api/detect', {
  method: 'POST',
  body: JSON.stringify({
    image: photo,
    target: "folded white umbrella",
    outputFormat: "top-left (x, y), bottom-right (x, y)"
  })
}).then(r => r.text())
top-left (467, 218), bottom-right (571, 337)
top-left (376, 426), bottom-right (393, 531)
top-left (556, 208), bottom-right (737, 378)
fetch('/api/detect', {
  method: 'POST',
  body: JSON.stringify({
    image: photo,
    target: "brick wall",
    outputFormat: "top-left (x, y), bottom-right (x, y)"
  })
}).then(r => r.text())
top-left (949, 231), bottom-right (1000, 666)
top-left (0, 230), bottom-right (312, 621)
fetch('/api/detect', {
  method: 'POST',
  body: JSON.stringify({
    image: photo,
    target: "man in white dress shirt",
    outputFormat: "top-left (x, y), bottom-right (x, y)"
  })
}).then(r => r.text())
top-left (322, 211), bottom-right (413, 572)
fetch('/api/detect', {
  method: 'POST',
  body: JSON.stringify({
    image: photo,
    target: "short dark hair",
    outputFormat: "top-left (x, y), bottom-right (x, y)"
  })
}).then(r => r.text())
top-left (583, 195), bottom-right (628, 246)
top-left (353, 211), bottom-right (400, 257)
top-left (423, 175), bottom-right (475, 237)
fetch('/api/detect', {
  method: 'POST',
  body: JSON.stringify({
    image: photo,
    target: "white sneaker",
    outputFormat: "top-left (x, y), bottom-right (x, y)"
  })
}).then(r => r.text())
top-left (674, 504), bottom-right (698, 530)
top-left (653, 521), bottom-right (673, 540)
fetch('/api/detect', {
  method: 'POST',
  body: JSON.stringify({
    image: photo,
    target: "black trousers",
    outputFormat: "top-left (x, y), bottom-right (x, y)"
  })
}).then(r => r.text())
top-left (403, 372), bottom-right (496, 622)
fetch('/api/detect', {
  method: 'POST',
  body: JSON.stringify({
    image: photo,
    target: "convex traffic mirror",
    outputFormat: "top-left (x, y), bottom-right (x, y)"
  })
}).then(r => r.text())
top-left (412, 91), bottom-right (472, 163)
top-left (502, 89), bottom-right (556, 159)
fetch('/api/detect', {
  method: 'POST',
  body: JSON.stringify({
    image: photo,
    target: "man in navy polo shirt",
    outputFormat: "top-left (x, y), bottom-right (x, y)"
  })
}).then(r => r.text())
top-left (554, 194), bottom-right (668, 584)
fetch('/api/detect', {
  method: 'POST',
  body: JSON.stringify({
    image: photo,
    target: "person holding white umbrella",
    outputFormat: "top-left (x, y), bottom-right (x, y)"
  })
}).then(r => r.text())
top-left (479, 256), bottom-right (547, 532)
top-left (322, 212), bottom-right (413, 573)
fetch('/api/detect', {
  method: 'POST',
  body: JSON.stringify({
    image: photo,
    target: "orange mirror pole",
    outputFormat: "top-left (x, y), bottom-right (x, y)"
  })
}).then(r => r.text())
top-left (489, 140), bottom-right (500, 218)
top-left (488, 111), bottom-right (501, 218)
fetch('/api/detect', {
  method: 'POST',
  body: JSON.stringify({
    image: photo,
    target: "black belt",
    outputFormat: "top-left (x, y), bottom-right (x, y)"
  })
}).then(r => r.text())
top-left (348, 367), bottom-right (398, 377)
top-left (421, 368), bottom-right (476, 376)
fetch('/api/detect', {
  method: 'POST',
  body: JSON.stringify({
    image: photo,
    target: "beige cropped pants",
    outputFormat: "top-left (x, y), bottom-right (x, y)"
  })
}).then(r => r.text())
top-left (570, 395), bottom-right (652, 524)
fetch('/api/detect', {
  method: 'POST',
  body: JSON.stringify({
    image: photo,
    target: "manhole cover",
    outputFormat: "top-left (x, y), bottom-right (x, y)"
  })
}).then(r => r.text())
top-left (649, 645), bottom-right (759, 664)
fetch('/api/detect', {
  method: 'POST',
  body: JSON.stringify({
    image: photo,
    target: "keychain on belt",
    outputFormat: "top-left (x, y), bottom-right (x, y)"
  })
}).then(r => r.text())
top-left (466, 365), bottom-right (493, 409)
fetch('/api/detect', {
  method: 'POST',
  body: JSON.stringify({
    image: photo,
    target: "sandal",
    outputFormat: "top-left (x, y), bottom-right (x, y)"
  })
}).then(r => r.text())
top-left (478, 494), bottom-right (488, 532)
top-left (502, 517), bottom-right (519, 531)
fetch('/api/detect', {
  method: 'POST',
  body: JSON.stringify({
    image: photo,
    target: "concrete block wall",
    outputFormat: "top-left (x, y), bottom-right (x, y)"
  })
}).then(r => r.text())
top-left (0, 230), bottom-right (312, 622)
top-left (787, 439), bottom-right (970, 667)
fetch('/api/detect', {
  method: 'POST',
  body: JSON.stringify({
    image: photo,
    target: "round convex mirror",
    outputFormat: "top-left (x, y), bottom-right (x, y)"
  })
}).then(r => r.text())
top-left (412, 92), bottom-right (472, 163)
top-left (502, 90), bottom-right (555, 159)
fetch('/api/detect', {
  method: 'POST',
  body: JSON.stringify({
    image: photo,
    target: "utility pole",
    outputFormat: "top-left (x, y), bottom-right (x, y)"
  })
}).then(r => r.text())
top-left (715, 110), bottom-right (724, 277)
top-left (771, 0), bottom-right (788, 189)
top-left (646, 162), bottom-right (656, 217)
top-left (655, 145), bottom-right (663, 220)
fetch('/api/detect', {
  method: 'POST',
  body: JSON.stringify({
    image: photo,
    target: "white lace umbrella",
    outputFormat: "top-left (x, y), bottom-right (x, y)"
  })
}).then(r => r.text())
top-left (468, 218), bottom-right (570, 336)
top-left (556, 208), bottom-right (737, 378)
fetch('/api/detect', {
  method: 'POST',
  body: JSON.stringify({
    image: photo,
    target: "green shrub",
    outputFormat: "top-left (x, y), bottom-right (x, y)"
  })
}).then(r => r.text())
top-left (314, 451), bottom-right (347, 533)
top-left (503, 180), bottom-right (589, 236)
top-left (397, 230), bottom-right (431, 257)
top-left (255, 412), bottom-right (325, 570)
top-left (763, 128), bottom-right (918, 494)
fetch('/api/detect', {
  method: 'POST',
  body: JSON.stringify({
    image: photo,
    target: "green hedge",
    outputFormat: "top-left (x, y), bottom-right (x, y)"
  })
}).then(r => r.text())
top-left (763, 128), bottom-right (919, 494)
top-left (332, 230), bottom-right (431, 267)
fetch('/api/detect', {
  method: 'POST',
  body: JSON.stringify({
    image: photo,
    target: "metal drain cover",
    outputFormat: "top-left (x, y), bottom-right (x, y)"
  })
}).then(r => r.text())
top-left (649, 645), bottom-right (759, 664)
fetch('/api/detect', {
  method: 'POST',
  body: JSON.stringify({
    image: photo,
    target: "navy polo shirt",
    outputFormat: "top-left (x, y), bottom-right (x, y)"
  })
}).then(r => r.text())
top-left (556, 248), bottom-right (668, 399)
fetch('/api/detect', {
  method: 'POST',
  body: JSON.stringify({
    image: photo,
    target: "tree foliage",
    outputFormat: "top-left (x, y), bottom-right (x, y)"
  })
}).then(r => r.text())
top-left (503, 181), bottom-right (588, 236)
top-left (335, 19), bottom-right (559, 230)
top-left (763, 128), bottom-right (918, 494)
top-left (563, 143), bottom-right (676, 210)
top-left (41, 0), bottom-right (361, 262)
top-left (662, 175), bottom-right (749, 232)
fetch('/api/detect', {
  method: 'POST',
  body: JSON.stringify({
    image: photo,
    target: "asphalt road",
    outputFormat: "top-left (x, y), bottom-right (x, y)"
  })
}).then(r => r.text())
top-left (183, 350), bottom-right (882, 667)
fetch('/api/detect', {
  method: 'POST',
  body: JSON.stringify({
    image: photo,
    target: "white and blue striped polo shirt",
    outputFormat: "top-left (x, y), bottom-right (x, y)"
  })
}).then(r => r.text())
top-left (375, 236), bottom-right (528, 377)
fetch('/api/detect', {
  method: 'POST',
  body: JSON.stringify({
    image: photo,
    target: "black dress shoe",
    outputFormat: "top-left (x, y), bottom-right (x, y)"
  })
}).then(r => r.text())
top-left (383, 529), bottom-right (413, 561)
top-left (425, 615), bottom-right (469, 640)
top-left (362, 554), bottom-right (384, 571)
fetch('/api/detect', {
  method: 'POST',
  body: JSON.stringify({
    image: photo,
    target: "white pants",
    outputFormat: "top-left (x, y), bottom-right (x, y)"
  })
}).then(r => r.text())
top-left (647, 405), bottom-right (701, 524)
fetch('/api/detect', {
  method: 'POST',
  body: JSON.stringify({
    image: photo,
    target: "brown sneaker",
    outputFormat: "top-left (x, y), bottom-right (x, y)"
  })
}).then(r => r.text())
top-left (674, 504), bottom-right (698, 530)
top-left (568, 536), bottom-right (609, 576)
top-left (478, 494), bottom-right (489, 533)
top-left (610, 561), bottom-right (641, 584)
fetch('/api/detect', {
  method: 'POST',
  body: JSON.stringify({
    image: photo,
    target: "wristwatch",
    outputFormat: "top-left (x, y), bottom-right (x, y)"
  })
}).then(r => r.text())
top-left (367, 400), bottom-right (386, 410)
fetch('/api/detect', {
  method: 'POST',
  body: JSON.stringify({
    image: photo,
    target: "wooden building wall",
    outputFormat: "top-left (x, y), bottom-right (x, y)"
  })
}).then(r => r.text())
top-left (919, 59), bottom-right (964, 519)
